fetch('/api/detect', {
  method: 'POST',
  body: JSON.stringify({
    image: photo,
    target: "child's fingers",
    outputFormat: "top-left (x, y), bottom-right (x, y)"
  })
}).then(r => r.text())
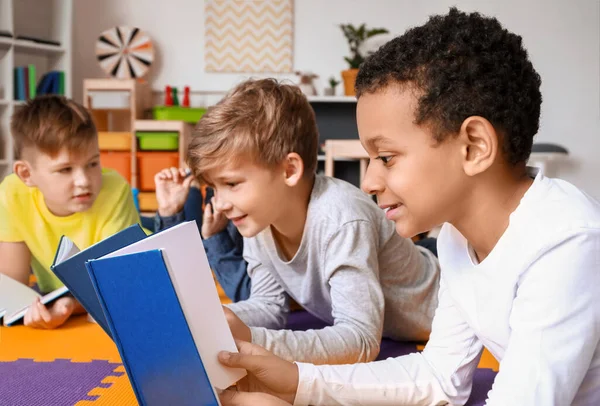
top-left (179, 168), bottom-right (188, 178)
top-left (169, 167), bottom-right (180, 183)
top-left (26, 299), bottom-right (46, 329)
top-left (23, 302), bottom-right (35, 326)
top-left (37, 300), bottom-right (52, 325)
top-left (183, 173), bottom-right (194, 188)
top-left (213, 207), bottom-right (225, 223)
top-left (203, 203), bottom-right (213, 223)
top-left (155, 168), bottom-right (172, 180)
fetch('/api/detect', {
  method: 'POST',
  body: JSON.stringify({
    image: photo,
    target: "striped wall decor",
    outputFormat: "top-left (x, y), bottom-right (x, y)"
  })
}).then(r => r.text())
top-left (205, 0), bottom-right (293, 73)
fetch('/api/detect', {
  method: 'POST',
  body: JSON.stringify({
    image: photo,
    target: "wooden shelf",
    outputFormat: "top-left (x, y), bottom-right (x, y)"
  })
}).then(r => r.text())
top-left (134, 120), bottom-right (191, 132)
top-left (307, 96), bottom-right (356, 103)
top-left (317, 154), bottom-right (359, 162)
top-left (84, 78), bottom-right (141, 91)
top-left (13, 39), bottom-right (65, 56)
top-left (0, 36), bottom-right (12, 48)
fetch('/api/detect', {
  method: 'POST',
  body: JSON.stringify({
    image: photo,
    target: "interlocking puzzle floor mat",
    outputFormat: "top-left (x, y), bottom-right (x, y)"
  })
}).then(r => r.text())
top-left (0, 311), bottom-right (498, 406)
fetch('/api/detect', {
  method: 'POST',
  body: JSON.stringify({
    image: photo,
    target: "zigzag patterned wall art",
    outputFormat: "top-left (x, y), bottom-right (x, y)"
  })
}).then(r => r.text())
top-left (205, 0), bottom-right (294, 73)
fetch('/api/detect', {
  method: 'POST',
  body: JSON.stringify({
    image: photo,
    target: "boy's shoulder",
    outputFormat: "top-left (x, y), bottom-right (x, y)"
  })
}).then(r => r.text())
top-left (99, 168), bottom-right (129, 194)
top-left (0, 173), bottom-right (34, 206)
top-left (91, 169), bottom-right (131, 208)
top-left (308, 175), bottom-right (389, 227)
top-left (519, 174), bottom-right (600, 237)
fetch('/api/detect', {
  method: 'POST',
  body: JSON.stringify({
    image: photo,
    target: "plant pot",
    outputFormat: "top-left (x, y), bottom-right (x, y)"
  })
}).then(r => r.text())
top-left (341, 69), bottom-right (359, 96)
top-left (323, 88), bottom-right (334, 96)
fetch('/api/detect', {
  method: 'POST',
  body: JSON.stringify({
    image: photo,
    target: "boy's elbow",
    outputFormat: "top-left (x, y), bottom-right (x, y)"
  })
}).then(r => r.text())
top-left (347, 333), bottom-right (381, 363)
top-left (362, 338), bottom-right (381, 362)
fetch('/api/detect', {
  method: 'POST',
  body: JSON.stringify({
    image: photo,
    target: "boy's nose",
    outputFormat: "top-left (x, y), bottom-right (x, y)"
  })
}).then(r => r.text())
top-left (73, 170), bottom-right (90, 187)
top-left (213, 195), bottom-right (233, 212)
top-left (361, 160), bottom-right (383, 196)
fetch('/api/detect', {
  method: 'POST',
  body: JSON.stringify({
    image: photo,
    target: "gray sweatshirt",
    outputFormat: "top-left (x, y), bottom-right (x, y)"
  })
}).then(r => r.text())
top-left (227, 175), bottom-right (440, 364)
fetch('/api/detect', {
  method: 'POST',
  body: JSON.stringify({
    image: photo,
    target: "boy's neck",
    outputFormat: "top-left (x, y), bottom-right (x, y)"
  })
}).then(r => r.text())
top-left (453, 164), bottom-right (533, 263)
top-left (270, 176), bottom-right (315, 261)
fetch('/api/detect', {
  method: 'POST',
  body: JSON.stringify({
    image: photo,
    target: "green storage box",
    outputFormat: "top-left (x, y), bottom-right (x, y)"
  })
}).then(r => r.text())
top-left (153, 106), bottom-right (207, 124)
top-left (136, 132), bottom-right (179, 151)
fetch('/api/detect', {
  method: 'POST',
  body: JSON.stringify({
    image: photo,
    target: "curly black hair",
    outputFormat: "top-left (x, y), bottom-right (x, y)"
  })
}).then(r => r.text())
top-left (355, 7), bottom-right (542, 165)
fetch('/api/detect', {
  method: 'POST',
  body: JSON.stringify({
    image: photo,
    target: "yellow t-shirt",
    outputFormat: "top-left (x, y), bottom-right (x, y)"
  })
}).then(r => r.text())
top-left (0, 169), bottom-right (142, 293)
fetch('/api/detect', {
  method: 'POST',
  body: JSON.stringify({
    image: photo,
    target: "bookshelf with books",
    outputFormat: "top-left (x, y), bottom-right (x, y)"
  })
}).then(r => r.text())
top-left (0, 0), bottom-right (72, 178)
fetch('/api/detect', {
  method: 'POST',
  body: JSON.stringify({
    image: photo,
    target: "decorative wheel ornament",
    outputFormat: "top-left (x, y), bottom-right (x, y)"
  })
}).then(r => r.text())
top-left (96, 26), bottom-right (154, 79)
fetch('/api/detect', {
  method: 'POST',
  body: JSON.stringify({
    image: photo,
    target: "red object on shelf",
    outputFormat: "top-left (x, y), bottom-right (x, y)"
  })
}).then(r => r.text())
top-left (165, 85), bottom-right (173, 106)
top-left (182, 86), bottom-right (190, 107)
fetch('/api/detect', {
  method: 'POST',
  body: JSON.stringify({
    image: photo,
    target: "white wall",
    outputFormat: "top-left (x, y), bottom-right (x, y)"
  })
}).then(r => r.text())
top-left (73, 0), bottom-right (600, 199)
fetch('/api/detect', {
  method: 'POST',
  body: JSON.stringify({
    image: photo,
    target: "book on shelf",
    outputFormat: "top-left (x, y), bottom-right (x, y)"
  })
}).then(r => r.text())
top-left (13, 66), bottom-right (65, 101)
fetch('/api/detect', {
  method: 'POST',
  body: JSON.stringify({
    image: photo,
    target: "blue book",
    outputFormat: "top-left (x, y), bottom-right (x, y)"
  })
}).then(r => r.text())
top-left (14, 67), bottom-right (25, 100)
top-left (50, 224), bottom-right (147, 337)
top-left (86, 249), bottom-right (220, 406)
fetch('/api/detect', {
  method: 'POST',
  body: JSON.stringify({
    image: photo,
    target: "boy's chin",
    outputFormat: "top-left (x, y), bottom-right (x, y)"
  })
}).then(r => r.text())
top-left (235, 223), bottom-right (268, 239)
top-left (68, 198), bottom-right (96, 213)
top-left (394, 222), bottom-right (424, 240)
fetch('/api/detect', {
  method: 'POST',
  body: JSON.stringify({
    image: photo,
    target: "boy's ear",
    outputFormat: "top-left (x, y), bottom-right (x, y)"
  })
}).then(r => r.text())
top-left (282, 152), bottom-right (304, 186)
top-left (458, 116), bottom-right (498, 177)
top-left (13, 160), bottom-right (36, 187)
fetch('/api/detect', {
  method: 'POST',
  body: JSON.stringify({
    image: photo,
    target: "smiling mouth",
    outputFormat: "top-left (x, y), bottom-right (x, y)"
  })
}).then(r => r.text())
top-left (385, 204), bottom-right (401, 212)
top-left (230, 214), bottom-right (247, 222)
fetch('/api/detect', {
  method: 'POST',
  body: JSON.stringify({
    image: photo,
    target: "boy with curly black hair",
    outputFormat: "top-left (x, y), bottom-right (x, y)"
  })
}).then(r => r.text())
top-left (215, 8), bottom-right (600, 406)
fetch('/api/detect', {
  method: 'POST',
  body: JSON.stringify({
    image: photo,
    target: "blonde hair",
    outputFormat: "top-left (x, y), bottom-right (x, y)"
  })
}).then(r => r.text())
top-left (11, 95), bottom-right (97, 159)
top-left (187, 78), bottom-right (319, 184)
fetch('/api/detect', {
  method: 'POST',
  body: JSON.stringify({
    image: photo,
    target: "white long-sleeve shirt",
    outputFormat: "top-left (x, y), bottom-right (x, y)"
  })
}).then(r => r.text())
top-left (294, 168), bottom-right (600, 405)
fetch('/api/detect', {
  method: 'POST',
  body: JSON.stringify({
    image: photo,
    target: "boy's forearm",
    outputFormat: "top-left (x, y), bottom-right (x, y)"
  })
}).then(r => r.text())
top-left (251, 323), bottom-right (380, 365)
top-left (226, 298), bottom-right (289, 329)
top-left (0, 241), bottom-right (32, 285)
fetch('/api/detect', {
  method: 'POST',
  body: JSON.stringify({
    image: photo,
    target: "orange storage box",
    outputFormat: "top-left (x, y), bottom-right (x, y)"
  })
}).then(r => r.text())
top-left (137, 152), bottom-right (179, 191)
top-left (138, 192), bottom-right (158, 212)
top-left (100, 151), bottom-right (131, 183)
top-left (98, 131), bottom-right (132, 151)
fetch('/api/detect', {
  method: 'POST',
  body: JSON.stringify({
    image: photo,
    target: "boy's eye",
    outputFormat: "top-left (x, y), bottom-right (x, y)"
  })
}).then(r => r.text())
top-left (58, 167), bottom-right (72, 174)
top-left (376, 155), bottom-right (395, 165)
top-left (88, 161), bottom-right (99, 168)
top-left (226, 182), bottom-right (238, 188)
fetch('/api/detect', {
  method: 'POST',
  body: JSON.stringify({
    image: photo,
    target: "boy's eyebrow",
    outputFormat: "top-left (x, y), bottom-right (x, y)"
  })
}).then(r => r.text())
top-left (51, 153), bottom-right (100, 168)
top-left (214, 173), bottom-right (242, 181)
top-left (365, 135), bottom-right (392, 150)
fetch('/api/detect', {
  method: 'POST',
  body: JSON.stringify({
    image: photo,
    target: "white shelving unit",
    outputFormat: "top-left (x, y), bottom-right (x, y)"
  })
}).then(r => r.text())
top-left (307, 95), bottom-right (356, 103)
top-left (0, 0), bottom-right (72, 178)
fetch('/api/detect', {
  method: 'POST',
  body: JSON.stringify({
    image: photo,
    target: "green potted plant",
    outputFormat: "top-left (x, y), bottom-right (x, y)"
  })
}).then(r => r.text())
top-left (339, 23), bottom-right (389, 96)
top-left (324, 76), bottom-right (341, 96)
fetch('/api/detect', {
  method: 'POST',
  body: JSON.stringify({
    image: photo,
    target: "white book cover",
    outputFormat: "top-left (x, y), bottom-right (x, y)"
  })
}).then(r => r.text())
top-left (100, 221), bottom-right (246, 390)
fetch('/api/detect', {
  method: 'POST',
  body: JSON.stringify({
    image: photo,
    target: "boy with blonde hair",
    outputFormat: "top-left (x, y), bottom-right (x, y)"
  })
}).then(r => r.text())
top-left (0, 95), bottom-right (142, 329)
top-left (187, 78), bottom-right (440, 365)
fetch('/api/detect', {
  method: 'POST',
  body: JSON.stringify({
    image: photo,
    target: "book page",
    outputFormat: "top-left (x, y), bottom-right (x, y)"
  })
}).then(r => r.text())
top-left (0, 273), bottom-right (40, 321)
top-left (54, 236), bottom-right (81, 266)
top-left (101, 221), bottom-right (246, 390)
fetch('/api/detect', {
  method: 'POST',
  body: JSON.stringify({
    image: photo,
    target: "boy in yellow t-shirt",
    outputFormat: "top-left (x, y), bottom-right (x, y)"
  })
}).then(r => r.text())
top-left (0, 95), bottom-right (142, 329)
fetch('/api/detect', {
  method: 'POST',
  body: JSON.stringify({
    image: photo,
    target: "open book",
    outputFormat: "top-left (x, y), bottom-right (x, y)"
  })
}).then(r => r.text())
top-left (86, 221), bottom-right (245, 405)
top-left (50, 223), bottom-right (148, 337)
top-left (0, 270), bottom-right (73, 327)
